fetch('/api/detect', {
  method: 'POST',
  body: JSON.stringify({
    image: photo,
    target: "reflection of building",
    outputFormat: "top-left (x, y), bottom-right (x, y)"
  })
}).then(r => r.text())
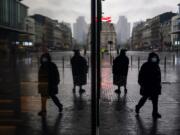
top-left (161, 19), bottom-right (172, 51)
top-left (53, 21), bottom-right (63, 49)
top-left (0, 0), bottom-right (28, 52)
top-left (171, 4), bottom-right (180, 51)
top-left (24, 17), bottom-right (35, 46)
top-left (150, 12), bottom-right (176, 50)
top-left (59, 22), bottom-right (72, 49)
top-left (87, 22), bottom-right (117, 51)
top-left (31, 14), bottom-right (72, 49)
top-left (132, 22), bottom-right (144, 50)
top-left (132, 12), bottom-right (176, 50)
top-left (116, 16), bottom-right (130, 47)
top-left (0, 0), bottom-right (28, 122)
top-left (73, 16), bottom-right (88, 46)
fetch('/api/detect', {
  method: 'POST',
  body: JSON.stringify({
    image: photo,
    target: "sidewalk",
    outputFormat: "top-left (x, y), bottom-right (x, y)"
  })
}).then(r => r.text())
top-left (17, 67), bottom-right (180, 135)
top-left (0, 52), bottom-right (180, 135)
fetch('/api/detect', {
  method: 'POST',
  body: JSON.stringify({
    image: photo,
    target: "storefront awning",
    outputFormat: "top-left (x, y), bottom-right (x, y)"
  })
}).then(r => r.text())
top-left (0, 25), bottom-right (34, 35)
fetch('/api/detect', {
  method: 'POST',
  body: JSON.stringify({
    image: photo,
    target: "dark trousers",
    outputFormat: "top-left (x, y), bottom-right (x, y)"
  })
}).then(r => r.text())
top-left (49, 94), bottom-right (62, 109)
top-left (137, 95), bottom-right (159, 114)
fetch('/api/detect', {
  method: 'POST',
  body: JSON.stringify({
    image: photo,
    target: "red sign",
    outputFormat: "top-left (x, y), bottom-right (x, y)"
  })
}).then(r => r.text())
top-left (96, 16), bottom-right (112, 23)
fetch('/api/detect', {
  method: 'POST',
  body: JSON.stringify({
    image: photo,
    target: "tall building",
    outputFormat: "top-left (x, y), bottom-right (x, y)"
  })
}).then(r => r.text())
top-left (116, 16), bottom-right (131, 46)
top-left (73, 16), bottom-right (88, 46)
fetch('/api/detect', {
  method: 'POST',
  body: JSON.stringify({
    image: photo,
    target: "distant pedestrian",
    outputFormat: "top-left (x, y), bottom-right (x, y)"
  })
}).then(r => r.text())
top-left (112, 49), bottom-right (129, 94)
top-left (135, 52), bottom-right (162, 119)
top-left (71, 50), bottom-right (88, 94)
top-left (38, 52), bottom-right (63, 116)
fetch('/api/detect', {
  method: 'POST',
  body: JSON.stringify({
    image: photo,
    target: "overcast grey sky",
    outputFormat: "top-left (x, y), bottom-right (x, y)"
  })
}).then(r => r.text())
top-left (22, 0), bottom-right (180, 24)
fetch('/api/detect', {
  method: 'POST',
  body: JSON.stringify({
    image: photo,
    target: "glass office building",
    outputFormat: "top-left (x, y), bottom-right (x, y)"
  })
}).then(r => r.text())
top-left (0, 0), bottom-right (28, 54)
top-left (0, 0), bottom-right (28, 30)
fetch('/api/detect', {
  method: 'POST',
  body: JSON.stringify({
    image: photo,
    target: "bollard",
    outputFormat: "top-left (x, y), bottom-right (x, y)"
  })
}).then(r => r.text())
top-left (88, 56), bottom-right (90, 77)
top-left (164, 56), bottom-right (167, 72)
top-left (110, 55), bottom-right (113, 65)
top-left (138, 57), bottom-right (140, 71)
top-left (131, 55), bottom-right (133, 68)
top-left (62, 57), bottom-right (64, 73)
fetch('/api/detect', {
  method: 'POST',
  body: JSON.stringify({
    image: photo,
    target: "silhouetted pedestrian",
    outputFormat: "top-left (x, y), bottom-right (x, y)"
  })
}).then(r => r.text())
top-left (135, 52), bottom-right (162, 119)
top-left (112, 49), bottom-right (129, 94)
top-left (38, 52), bottom-right (63, 116)
top-left (71, 50), bottom-right (88, 94)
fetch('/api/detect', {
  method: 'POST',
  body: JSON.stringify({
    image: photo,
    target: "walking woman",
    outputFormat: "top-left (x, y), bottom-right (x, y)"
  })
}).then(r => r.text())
top-left (38, 53), bottom-right (63, 116)
top-left (135, 52), bottom-right (162, 119)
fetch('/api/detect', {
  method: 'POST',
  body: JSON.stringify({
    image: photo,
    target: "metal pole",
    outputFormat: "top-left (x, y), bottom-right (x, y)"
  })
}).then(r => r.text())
top-left (97, 0), bottom-right (102, 127)
top-left (62, 57), bottom-right (65, 78)
top-left (131, 55), bottom-right (133, 68)
top-left (91, 0), bottom-right (97, 134)
top-left (164, 56), bottom-right (167, 72)
top-left (138, 57), bottom-right (140, 71)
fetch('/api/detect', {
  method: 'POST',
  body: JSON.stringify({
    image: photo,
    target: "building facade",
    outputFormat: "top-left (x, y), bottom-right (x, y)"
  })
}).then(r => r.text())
top-left (31, 14), bottom-right (72, 50)
top-left (132, 12), bottom-right (176, 51)
top-left (59, 22), bottom-right (72, 50)
top-left (171, 4), bottom-right (180, 51)
top-left (23, 17), bottom-right (35, 46)
top-left (0, 0), bottom-right (28, 53)
top-left (87, 22), bottom-right (117, 51)
top-left (132, 22), bottom-right (144, 50)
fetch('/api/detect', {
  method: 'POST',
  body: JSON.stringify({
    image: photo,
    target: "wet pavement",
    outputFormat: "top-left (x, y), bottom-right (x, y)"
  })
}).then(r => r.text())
top-left (0, 51), bottom-right (180, 135)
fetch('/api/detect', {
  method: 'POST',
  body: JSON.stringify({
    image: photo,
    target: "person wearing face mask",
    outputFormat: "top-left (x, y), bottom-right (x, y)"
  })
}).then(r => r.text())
top-left (135, 52), bottom-right (162, 119)
top-left (38, 52), bottom-right (63, 116)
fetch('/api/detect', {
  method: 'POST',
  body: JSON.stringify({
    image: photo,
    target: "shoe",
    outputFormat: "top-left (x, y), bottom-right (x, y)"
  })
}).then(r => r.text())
top-left (115, 89), bottom-right (121, 94)
top-left (79, 89), bottom-right (85, 94)
top-left (152, 113), bottom-right (161, 119)
top-left (124, 88), bottom-right (127, 94)
top-left (135, 105), bottom-right (139, 114)
top-left (38, 111), bottom-right (46, 116)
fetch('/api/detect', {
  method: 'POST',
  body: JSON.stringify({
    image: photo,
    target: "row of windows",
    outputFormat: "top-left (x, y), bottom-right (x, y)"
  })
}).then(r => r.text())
top-left (0, 0), bottom-right (27, 30)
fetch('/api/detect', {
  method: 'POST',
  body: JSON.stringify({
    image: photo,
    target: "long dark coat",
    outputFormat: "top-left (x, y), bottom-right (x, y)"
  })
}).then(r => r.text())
top-left (71, 55), bottom-right (88, 86)
top-left (138, 62), bottom-right (161, 96)
top-left (112, 55), bottom-right (129, 86)
top-left (38, 54), bottom-right (60, 96)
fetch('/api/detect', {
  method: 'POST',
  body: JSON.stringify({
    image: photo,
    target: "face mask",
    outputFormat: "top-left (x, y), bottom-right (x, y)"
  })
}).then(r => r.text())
top-left (42, 57), bottom-right (48, 63)
top-left (151, 57), bottom-right (157, 63)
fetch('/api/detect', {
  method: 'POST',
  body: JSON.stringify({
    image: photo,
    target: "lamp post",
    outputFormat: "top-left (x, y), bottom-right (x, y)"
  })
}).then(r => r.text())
top-left (91, 0), bottom-right (97, 134)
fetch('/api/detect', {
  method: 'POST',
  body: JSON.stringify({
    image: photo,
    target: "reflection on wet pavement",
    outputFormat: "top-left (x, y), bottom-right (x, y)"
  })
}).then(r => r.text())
top-left (0, 51), bottom-right (180, 135)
